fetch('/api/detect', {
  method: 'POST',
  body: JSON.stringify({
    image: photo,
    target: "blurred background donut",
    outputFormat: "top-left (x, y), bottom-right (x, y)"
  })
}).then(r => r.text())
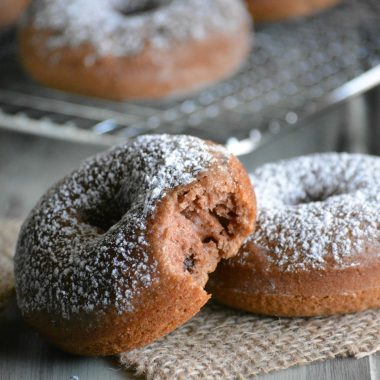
top-left (245, 0), bottom-right (342, 22)
top-left (0, 0), bottom-right (30, 29)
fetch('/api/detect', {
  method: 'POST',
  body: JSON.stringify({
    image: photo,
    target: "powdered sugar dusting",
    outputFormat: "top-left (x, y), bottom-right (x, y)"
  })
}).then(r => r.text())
top-left (24, 0), bottom-right (249, 57)
top-left (245, 153), bottom-right (380, 271)
top-left (15, 134), bottom-right (227, 319)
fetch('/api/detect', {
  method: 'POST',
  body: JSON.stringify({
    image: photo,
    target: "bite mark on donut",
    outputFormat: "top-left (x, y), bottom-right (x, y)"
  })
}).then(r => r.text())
top-left (179, 191), bottom-right (241, 285)
top-left (154, 167), bottom-right (251, 287)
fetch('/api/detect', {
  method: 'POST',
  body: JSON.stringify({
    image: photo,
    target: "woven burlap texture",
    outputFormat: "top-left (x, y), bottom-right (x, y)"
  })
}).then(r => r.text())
top-left (120, 302), bottom-right (380, 379)
top-left (0, 219), bottom-right (21, 309)
top-left (1, 219), bottom-right (379, 378)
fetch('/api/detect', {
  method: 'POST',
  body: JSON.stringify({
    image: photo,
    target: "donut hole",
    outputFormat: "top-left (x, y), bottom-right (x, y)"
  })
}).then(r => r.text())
top-left (154, 170), bottom-right (248, 287)
top-left (79, 199), bottom-right (127, 234)
top-left (111, 0), bottom-right (170, 16)
top-left (295, 187), bottom-right (346, 205)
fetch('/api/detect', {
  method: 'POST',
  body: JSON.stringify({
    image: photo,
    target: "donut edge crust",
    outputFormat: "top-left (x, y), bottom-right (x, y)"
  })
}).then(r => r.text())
top-left (18, 22), bottom-right (251, 100)
top-left (245, 0), bottom-right (342, 22)
top-left (209, 241), bottom-right (380, 317)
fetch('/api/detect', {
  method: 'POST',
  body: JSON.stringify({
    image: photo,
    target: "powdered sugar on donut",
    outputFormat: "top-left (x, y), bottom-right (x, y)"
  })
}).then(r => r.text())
top-left (246, 153), bottom-right (380, 271)
top-left (23, 0), bottom-right (249, 57)
top-left (15, 135), bottom-right (228, 319)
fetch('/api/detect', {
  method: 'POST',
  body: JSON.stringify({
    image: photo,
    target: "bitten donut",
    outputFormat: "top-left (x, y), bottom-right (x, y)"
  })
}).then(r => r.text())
top-left (19, 0), bottom-right (251, 100)
top-left (0, 0), bottom-right (29, 29)
top-left (245, 0), bottom-right (341, 22)
top-left (15, 134), bottom-right (256, 356)
top-left (209, 153), bottom-right (380, 317)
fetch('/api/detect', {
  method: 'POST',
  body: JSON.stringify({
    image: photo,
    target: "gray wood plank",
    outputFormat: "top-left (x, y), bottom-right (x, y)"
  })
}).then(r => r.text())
top-left (369, 353), bottom-right (380, 380)
top-left (0, 301), bottom-right (130, 380)
top-left (307, 356), bottom-right (371, 380)
top-left (256, 365), bottom-right (307, 380)
top-left (257, 356), bottom-right (375, 380)
top-left (2, 299), bottom-right (377, 380)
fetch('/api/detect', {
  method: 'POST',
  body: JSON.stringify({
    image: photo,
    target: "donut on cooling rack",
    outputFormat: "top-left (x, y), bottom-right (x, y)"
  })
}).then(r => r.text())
top-left (0, 0), bottom-right (30, 29)
top-left (19, 0), bottom-right (251, 100)
top-left (245, 0), bottom-right (342, 22)
top-left (208, 153), bottom-right (380, 317)
top-left (15, 134), bottom-right (256, 356)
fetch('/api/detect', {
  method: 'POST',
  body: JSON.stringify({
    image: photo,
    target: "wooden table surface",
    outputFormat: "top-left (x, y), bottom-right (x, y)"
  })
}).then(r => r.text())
top-left (1, 129), bottom-right (380, 380)
top-left (1, 299), bottom-right (379, 380)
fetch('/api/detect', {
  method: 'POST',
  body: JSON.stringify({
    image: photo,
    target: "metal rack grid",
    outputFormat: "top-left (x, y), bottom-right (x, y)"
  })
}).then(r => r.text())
top-left (1, 0), bottom-right (380, 151)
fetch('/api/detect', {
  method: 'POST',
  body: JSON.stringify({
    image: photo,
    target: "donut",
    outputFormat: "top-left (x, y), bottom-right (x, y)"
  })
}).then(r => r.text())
top-left (245, 0), bottom-right (342, 22)
top-left (208, 153), bottom-right (380, 317)
top-left (15, 134), bottom-right (256, 355)
top-left (0, 0), bottom-right (29, 29)
top-left (19, 0), bottom-right (251, 100)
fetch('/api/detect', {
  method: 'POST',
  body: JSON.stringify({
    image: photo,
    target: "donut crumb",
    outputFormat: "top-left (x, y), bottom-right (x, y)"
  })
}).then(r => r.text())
top-left (155, 169), bottom-right (245, 287)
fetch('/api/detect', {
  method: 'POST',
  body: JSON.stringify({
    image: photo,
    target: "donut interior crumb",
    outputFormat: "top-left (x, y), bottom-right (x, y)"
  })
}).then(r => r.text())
top-left (157, 170), bottom-right (246, 287)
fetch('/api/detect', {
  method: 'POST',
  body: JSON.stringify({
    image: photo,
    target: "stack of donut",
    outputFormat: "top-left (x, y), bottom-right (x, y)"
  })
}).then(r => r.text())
top-left (15, 137), bottom-right (380, 357)
top-left (15, 134), bottom-right (256, 355)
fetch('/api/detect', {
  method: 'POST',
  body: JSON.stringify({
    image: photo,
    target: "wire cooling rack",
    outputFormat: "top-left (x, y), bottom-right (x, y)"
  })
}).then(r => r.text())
top-left (0, 0), bottom-right (380, 151)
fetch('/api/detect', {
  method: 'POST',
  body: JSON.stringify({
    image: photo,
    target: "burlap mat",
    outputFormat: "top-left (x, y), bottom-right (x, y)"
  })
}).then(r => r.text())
top-left (120, 302), bottom-right (380, 379)
top-left (0, 219), bottom-right (21, 309)
top-left (1, 219), bottom-right (379, 378)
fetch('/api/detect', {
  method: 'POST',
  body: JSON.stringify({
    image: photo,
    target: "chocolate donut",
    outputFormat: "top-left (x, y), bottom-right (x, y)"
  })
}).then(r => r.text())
top-left (15, 134), bottom-right (256, 355)
top-left (0, 0), bottom-right (29, 29)
top-left (245, 0), bottom-right (342, 22)
top-left (19, 0), bottom-right (251, 100)
top-left (209, 153), bottom-right (380, 317)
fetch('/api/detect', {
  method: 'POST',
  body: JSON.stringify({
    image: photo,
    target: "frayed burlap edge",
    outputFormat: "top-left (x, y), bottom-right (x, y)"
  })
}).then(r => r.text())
top-left (120, 302), bottom-right (380, 380)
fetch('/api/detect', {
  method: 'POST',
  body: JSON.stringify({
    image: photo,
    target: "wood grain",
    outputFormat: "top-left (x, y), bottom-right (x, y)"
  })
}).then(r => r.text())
top-left (0, 298), bottom-right (376, 380)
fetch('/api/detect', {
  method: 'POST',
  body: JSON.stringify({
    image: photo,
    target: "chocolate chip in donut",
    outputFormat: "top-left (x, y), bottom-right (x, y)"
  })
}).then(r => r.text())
top-left (15, 134), bottom-right (256, 356)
